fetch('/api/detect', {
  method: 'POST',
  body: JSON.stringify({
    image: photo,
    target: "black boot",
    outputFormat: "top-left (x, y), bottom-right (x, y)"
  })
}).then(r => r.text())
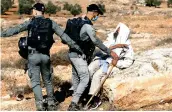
top-left (89, 96), bottom-right (102, 110)
top-left (36, 101), bottom-right (45, 111)
top-left (47, 104), bottom-right (57, 111)
top-left (47, 100), bottom-right (58, 111)
top-left (68, 102), bottom-right (80, 111)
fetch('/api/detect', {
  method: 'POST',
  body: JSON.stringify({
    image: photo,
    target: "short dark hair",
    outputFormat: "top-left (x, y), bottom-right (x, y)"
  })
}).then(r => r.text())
top-left (31, 3), bottom-right (45, 12)
top-left (87, 4), bottom-right (103, 15)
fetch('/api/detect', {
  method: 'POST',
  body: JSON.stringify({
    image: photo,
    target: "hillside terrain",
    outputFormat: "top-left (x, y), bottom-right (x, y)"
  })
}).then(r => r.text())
top-left (1, 0), bottom-right (172, 111)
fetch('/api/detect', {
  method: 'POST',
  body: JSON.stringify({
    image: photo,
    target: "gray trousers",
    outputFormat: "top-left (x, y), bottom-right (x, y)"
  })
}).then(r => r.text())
top-left (68, 52), bottom-right (90, 104)
top-left (28, 52), bottom-right (54, 104)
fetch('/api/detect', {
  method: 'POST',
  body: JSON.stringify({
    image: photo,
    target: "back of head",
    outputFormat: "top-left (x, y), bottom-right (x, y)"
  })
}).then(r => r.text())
top-left (114, 23), bottom-right (130, 36)
top-left (87, 4), bottom-right (103, 15)
top-left (32, 3), bottom-right (45, 16)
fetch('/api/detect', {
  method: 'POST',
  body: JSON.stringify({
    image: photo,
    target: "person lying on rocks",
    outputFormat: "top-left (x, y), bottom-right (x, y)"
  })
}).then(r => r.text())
top-left (87, 23), bottom-right (135, 110)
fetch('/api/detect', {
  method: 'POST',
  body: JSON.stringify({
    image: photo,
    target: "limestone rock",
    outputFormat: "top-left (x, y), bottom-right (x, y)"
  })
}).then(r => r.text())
top-left (131, 33), bottom-right (151, 39)
top-left (104, 48), bottom-right (172, 110)
top-left (105, 73), bottom-right (172, 110)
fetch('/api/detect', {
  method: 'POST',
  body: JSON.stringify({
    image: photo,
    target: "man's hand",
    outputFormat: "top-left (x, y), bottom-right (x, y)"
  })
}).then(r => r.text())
top-left (121, 44), bottom-right (129, 49)
top-left (110, 51), bottom-right (119, 66)
top-left (110, 51), bottom-right (118, 59)
top-left (112, 59), bottom-right (118, 66)
top-left (109, 46), bottom-right (114, 50)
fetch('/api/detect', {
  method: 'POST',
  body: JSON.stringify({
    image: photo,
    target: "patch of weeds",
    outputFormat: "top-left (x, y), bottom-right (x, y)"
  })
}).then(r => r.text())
top-left (51, 49), bottom-right (70, 67)
top-left (155, 37), bottom-right (172, 47)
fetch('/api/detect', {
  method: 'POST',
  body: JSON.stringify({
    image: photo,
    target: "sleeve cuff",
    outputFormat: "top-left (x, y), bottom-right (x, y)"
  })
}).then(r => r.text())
top-left (107, 48), bottom-right (111, 55)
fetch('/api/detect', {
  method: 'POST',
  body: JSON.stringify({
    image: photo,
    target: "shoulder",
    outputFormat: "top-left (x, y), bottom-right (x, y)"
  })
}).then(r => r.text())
top-left (82, 24), bottom-right (94, 31)
top-left (49, 19), bottom-right (57, 25)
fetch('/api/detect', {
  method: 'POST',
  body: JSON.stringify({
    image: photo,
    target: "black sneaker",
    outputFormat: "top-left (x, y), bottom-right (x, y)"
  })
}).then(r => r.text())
top-left (68, 102), bottom-right (80, 111)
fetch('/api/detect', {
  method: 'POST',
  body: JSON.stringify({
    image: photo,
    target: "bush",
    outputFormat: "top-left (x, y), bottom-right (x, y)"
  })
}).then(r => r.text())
top-left (1, 0), bottom-right (13, 14)
top-left (45, 1), bottom-right (61, 15)
top-left (63, 3), bottom-right (82, 16)
top-left (70, 4), bottom-right (82, 16)
top-left (19, 0), bottom-right (34, 14)
top-left (145, 0), bottom-right (153, 6)
top-left (168, 0), bottom-right (172, 8)
top-left (145, 0), bottom-right (161, 7)
top-left (153, 0), bottom-right (161, 7)
top-left (63, 2), bottom-right (73, 11)
top-left (98, 4), bottom-right (106, 13)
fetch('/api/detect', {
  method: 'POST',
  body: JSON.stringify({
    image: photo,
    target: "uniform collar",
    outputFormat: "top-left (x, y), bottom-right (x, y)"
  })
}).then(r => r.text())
top-left (84, 16), bottom-right (93, 25)
top-left (34, 15), bottom-right (44, 18)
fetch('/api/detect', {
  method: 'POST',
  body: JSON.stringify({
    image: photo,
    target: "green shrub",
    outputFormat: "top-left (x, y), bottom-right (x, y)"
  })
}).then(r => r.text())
top-left (45, 1), bottom-right (61, 15)
top-left (63, 3), bottom-right (82, 16)
top-left (70, 4), bottom-right (82, 16)
top-left (98, 4), bottom-right (106, 13)
top-left (153, 0), bottom-right (161, 7)
top-left (145, 0), bottom-right (153, 6)
top-left (168, 0), bottom-right (172, 8)
top-left (19, 0), bottom-right (34, 14)
top-left (63, 2), bottom-right (73, 11)
top-left (145, 0), bottom-right (161, 7)
top-left (1, 0), bottom-right (13, 14)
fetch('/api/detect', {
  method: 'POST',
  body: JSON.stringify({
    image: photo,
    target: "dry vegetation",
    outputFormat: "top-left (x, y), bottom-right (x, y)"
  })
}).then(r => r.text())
top-left (1, 0), bottom-right (172, 111)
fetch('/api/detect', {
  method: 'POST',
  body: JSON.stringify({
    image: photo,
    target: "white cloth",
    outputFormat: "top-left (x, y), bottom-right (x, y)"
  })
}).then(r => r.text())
top-left (103, 23), bottom-right (134, 64)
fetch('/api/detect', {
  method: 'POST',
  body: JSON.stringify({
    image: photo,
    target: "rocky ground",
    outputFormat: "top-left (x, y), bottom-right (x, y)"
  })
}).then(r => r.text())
top-left (1, 0), bottom-right (172, 111)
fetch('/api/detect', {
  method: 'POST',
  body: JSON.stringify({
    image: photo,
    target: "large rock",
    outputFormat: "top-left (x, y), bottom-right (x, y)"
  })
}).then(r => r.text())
top-left (104, 48), bottom-right (172, 110)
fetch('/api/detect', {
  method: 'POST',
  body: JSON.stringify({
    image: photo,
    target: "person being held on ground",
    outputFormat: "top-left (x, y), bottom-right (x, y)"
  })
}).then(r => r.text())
top-left (88, 23), bottom-right (135, 110)
top-left (66, 4), bottom-right (118, 111)
top-left (1, 3), bottom-right (84, 111)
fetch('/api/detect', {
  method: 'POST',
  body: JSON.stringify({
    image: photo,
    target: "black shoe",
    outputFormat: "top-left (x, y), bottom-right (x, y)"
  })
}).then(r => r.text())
top-left (89, 100), bottom-right (102, 110)
top-left (47, 100), bottom-right (58, 111)
top-left (36, 101), bottom-right (46, 111)
top-left (68, 102), bottom-right (80, 111)
top-left (47, 104), bottom-right (57, 111)
top-left (89, 97), bottom-right (102, 110)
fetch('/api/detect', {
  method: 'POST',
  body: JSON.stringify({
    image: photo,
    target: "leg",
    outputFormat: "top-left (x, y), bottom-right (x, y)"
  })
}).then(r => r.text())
top-left (70, 59), bottom-right (101, 91)
top-left (89, 69), bottom-right (106, 95)
top-left (88, 68), bottom-right (106, 110)
top-left (28, 53), bottom-right (44, 110)
top-left (88, 59), bottom-right (101, 79)
top-left (40, 54), bottom-right (55, 106)
top-left (71, 66), bottom-right (80, 94)
top-left (70, 57), bottom-right (90, 104)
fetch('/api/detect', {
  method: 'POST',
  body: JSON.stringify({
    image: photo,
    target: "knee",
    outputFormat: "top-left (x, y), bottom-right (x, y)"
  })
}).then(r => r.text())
top-left (80, 74), bottom-right (90, 85)
top-left (83, 74), bottom-right (90, 83)
top-left (32, 81), bottom-right (41, 88)
top-left (43, 80), bottom-right (52, 86)
top-left (92, 74), bottom-right (100, 82)
top-left (77, 68), bottom-right (88, 75)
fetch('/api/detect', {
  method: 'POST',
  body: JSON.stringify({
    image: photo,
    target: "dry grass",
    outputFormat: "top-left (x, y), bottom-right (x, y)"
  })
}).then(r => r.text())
top-left (155, 37), bottom-right (172, 47)
top-left (51, 49), bottom-right (70, 67)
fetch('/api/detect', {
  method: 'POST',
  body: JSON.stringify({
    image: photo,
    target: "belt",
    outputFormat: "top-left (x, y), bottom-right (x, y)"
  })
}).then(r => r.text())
top-left (69, 48), bottom-right (83, 55)
top-left (28, 49), bottom-right (39, 54)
